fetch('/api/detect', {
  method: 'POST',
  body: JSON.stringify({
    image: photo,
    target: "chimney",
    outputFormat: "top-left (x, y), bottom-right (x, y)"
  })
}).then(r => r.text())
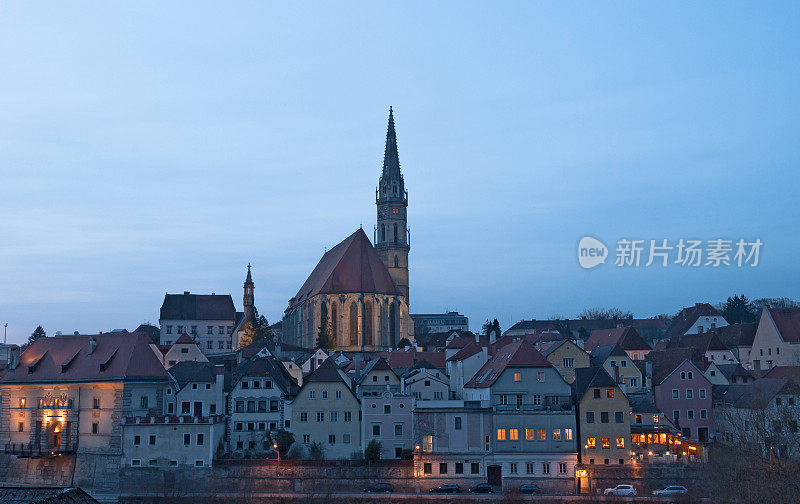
top-left (475, 333), bottom-right (480, 344)
top-left (489, 330), bottom-right (497, 344)
top-left (184, 291), bottom-right (190, 295)
top-left (88, 336), bottom-right (97, 355)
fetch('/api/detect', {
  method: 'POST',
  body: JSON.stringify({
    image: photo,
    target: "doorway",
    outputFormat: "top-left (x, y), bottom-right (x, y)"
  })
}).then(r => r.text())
top-left (487, 465), bottom-right (502, 486)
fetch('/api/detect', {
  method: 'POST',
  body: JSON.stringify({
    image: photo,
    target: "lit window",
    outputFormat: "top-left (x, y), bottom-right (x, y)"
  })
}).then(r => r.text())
top-left (497, 429), bottom-right (506, 441)
top-left (553, 429), bottom-right (561, 440)
top-left (587, 437), bottom-right (596, 448)
top-left (538, 429), bottom-right (546, 440)
top-left (616, 437), bottom-right (625, 448)
top-left (514, 372), bottom-right (521, 382)
top-left (601, 438), bottom-right (610, 449)
top-left (537, 371), bottom-right (545, 382)
top-left (510, 429), bottom-right (518, 440)
top-left (565, 428), bottom-right (573, 441)
top-left (606, 389), bottom-right (614, 398)
top-left (525, 428), bottom-right (535, 440)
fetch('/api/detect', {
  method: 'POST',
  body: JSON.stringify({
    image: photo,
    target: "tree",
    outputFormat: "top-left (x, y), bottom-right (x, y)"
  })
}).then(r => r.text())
top-left (480, 318), bottom-right (501, 337)
top-left (364, 439), bottom-right (382, 462)
top-left (28, 325), bottom-right (46, 345)
top-left (275, 429), bottom-right (294, 458)
top-left (307, 441), bottom-right (325, 460)
top-left (316, 316), bottom-right (335, 351)
top-left (720, 295), bottom-right (757, 324)
top-left (577, 308), bottom-right (633, 321)
top-left (491, 318), bottom-right (501, 336)
top-left (239, 307), bottom-right (274, 349)
top-left (396, 337), bottom-right (412, 349)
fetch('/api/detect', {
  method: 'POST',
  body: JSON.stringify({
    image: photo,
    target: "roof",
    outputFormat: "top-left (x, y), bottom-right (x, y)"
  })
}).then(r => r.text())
top-left (133, 324), bottom-right (161, 344)
top-left (767, 307), bottom-right (800, 343)
top-left (372, 348), bottom-right (446, 370)
top-left (160, 292), bottom-right (236, 321)
top-left (231, 354), bottom-right (297, 394)
top-left (645, 349), bottom-right (704, 385)
top-left (710, 323), bottom-right (757, 348)
top-left (381, 106), bottom-right (402, 180)
top-left (763, 366), bottom-right (800, 381)
top-left (0, 487), bottom-right (101, 504)
top-left (590, 343), bottom-right (628, 364)
top-left (585, 326), bottom-right (651, 353)
top-left (445, 333), bottom-right (489, 350)
top-left (304, 357), bottom-right (352, 385)
top-left (1, 333), bottom-right (169, 384)
top-left (666, 331), bottom-right (730, 353)
top-left (573, 365), bottom-right (620, 400)
top-left (716, 378), bottom-right (800, 409)
top-left (174, 333), bottom-right (194, 345)
top-left (464, 340), bottom-right (551, 388)
top-left (287, 229), bottom-right (400, 310)
top-left (355, 357), bottom-right (396, 384)
top-left (168, 361), bottom-right (218, 389)
top-left (627, 393), bottom-right (662, 414)
top-left (715, 363), bottom-right (753, 381)
top-left (663, 303), bottom-right (723, 340)
top-left (415, 329), bottom-right (476, 349)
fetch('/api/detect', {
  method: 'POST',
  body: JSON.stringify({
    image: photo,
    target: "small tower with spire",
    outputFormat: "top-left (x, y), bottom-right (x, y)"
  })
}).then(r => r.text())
top-left (375, 106), bottom-right (410, 301)
top-left (243, 263), bottom-right (254, 312)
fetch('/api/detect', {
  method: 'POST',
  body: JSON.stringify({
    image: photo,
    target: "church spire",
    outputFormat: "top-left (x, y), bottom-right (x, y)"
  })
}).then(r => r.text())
top-left (243, 263), bottom-right (254, 311)
top-left (382, 106), bottom-right (401, 179)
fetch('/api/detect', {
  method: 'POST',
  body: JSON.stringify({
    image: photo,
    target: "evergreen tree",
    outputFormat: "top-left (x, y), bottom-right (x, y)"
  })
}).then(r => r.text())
top-left (721, 295), bottom-right (757, 324)
top-left (396, 337), bottom-right (412, 349)
top-left (316, 317), bottom-right (335, 351)
top-left (364, 439), bottom-right (382, 462)
top-left (28, 325), bottom-right (46, 345)
top-left (239, 307), bottom-right (274, 349)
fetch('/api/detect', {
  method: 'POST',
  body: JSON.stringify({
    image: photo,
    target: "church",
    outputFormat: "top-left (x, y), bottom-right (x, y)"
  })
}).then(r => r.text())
top-left (281, 108), bottom-right (413, 351)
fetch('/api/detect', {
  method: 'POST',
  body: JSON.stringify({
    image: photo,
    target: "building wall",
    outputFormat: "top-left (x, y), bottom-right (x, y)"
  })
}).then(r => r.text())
top-left (601, 354), bottom-right (645, 394)
top-left (545, 342), bottom-right (590, 383)
top-left (360, 391), bottom-right (414, 458)
top-left (160, 319), bottom-right (235, 353)
top-left (291, 380), bottom-right (361, 459)
top-left (228, 376), bottom-right (288, 454)
top-left (684, 316), bottom-right (728, 335)
top-left (122, 417), bottom-right (225, 467)
top-left (406, 371), bottom-right (448, 401)
top-left (161, 343), bottom-right (209, 368)
top-left (411, 314), bottom-right (469, 334)
top-left (654, 361), bottom-right (713, 441)
top-left (749, 310), bottom-right (800, 371)
top-left (577, 385), bottom-right (631, 465)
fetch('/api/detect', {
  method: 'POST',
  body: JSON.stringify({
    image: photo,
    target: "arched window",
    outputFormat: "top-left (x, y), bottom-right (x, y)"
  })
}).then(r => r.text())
top-left (364, 301), bottom-right (373, 346)
top-left (389, 303), bottom-right (398, 347)
top-left (307, 306), bottom-right (314, 342)
top-left (380, 224), bottom-right (385, 242)
top-left (331, 302), bottom-right (338, 341)
top-left (394, 255), bottom-right (399, 268)
top-left (349, 302), bottom-right (358, 347)
top-left (393, 223), bottom-right (398, 243)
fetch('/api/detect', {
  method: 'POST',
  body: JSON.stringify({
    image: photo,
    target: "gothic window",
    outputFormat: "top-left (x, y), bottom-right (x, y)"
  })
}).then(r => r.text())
top-left (331, 302), bottom-right (338, 340)
top-left (349, 302), bottom-right (358, 347)
top-left (394, 256), bottom-right (399, 268)
top-left (307, 307), bottom-right (313, 340)
top-left (380, 224), bottom-right (385, 242)
top-left (389, 303), bottom-right (398, 347)
top-left (364, 301), bottom-right (373, 346)
top-left (393, 223), bottom-right (398, 243)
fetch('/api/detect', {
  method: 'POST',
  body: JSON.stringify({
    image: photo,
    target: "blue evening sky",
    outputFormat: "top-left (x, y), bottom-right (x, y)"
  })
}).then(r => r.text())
top-left (1, 2), bottom-right (799, 345)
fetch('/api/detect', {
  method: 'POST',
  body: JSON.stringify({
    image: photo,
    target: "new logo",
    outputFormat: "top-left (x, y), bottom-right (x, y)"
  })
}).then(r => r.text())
top-left (578, 236), bottom-right (608, 269)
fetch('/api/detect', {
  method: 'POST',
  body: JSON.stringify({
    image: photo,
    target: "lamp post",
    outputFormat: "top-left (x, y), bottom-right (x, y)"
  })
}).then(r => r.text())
top-left (274, 442), bottom-right (280, 474)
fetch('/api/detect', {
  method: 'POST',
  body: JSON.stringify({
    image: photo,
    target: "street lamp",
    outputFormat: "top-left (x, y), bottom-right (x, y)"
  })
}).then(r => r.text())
top-left (273, 442), bottom-right (280, 474)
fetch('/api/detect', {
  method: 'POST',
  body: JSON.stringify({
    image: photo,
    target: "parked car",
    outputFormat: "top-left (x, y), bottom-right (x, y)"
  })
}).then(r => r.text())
top-left (653, 485), bottom-right (688, 496)
top-left (519, 483), bottom-right (540, 494)
top-left (604, 484), bottom-right (637, 496)
top-left (363, 483), bottom-right (393, 493)
top-left (429, 484), bottom-right (461, 493)
top-left (469, 483), bottom-right (493, 493)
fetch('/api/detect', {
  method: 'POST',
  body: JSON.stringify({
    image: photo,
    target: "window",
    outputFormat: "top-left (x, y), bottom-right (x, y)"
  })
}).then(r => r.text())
top-left (177, 325), bottom-right (184, 333)
top-left (615, 412), bottom-right (624, 423)
top-left (17, 422), bottom-right (24, 433)
top-left (510, 429), bottom-right (519, 440)
top-left (672, 389), bottom-right (679, 399)
top-left (610, 360), bottom-right (616, 368)
top-left (587, 437), bottom-right (596, 448)
top-left (335, 390), bottom-right (341, 399)
top-left (344, 411), bottom-right (352, 422)
top-left (526, 428), bottom-right (535, 440)
top-left (499, 395), bottom-right (508, 405)
top-left (330, 411), bottom-right (338, 422)
top-left (454, 417), bottom-right (462, 430)
top-left (700, 409), bottom-right (707, 419)
top-left (510, 463), bottom-right (517, 473)
top-left (471, 462), bottom-right (479, 474)
top-left (563, 358), bottom-right (574, 368)
top-left (195, 460), bottom-right (204, 467)
top-left (384, 404), bottom-right (391, 414)
top-left (218, 341), bottom-right (224, 350)
top-left (538, 428), bottom-right (546, 440)
top-left (606, 389), bottom-right (614, 398)
top-left (252, 380), bottom-right (261, 389)
top-left (629, 377), bottom-right (638, 388)
top-left (542, 463), bottom-right (550, 474)
top-left (601, 438), bottom-right (610, 449)
top-left (303, 434), bottom-right (310, 443)
top-left (309, 391), bottom-right (315, 399)
top-left (149, 434), bottom-right (156, 445)
top-left (131, 459), bottom-right (141, 467)
top-left (593, 389), bottom-right (601, 398)
top-left (600, 412), bottom-right (609, 423)
top-left (92, 422), bottom-right (99, 434)
top-left (316, 412), bottom-right (324, 422)
top-left (654, 415), bottom-right (660, 423)
top-left (395, 424), bottom-right (403, 436)
top-left (621, 360), bottom-right (627, 368)
top-left (516, 394), bottom-right (523, 408)
top-left (533, 394), bottom-right (542, 406)
top-left (687, 410), bottom-right (695, 420)
top-left (322, 390), bottom-right (328, 399)
top-left (423, 463), bottom-right (432, 474)
top-left (257, 400), bottom-right (266, 412)
top-left (190, 326), bottom-right (197, 335)
top-left (565, 429), bottom-right (573, 440)
top-left (329, 434), bottom-right (336, 444)
top-left (526, 462), bottom-right (534, 474)
top-left (166, 326), bottom-right (173, 334)
top-left (497, 429), bottom-right (506, 441)
top-left (197, 434), bottom-right (204, 445)
top-left (553, 429), bottom-right (561, 440)
top-left (635, 414), bottom-right (642, 424)
top-left (92, 398), bottom-right (100, 409)
top-left (372, 424), bottom-right (381, 436)
top-left (300, 412), bottom-right (308, 422)
top-left (235, 423), bottom-right (243, 431)
top-left (514, 372), bottom-right (521, 382)
top-left (182, 402), bottom-right (191, 414)
top-left (686, 389), bottom-right (693, 399)
top-left (207, 326), bottom-right (213, 335)
top-left (586, 412), bottom-right (595, 423)
top-left (699, 389), bottom-right (707, 399)
top-left (183, 433), bottom-right (191, 445)
top-left (423, 435), bottom-right (433, 452)
top-left (537, 371), bottom-right (545, 382)
top-left (673, 410), bottom-right (680, 422)
top-left (616, 437), bottom-right (625, 448)
top-left (439, 462), bottom-right (448, 474)
top-left (140, 396), bottom-right (149, 409)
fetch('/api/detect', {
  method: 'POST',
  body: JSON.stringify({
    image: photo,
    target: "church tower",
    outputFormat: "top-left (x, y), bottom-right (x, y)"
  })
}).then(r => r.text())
top-left (243, 262), bottom-right (254, 312)
top-left (375, 107), bottom-right (410, 301)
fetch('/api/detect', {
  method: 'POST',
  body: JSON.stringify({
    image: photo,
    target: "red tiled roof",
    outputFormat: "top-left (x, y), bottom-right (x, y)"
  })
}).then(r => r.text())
top-left (174, 333), bottom-right (194, 344)
top-left (374, 348), bottom-right (446, 370)
top-left (160, 292), bottom-right (236, 321)
top-left (288, 229), bottom-right (400, 310)
top-left (666, 331), bottom-right (729, 352)
top-left (763, 366), bottom-right (800, 380)
top-left (1, 333), bottom-right (169, 383)
top-left (768, 307), bottom-right (800, 343)
top-left (585, 326), bottom-right (651, 353)
top-left (711, 323), bottom-right (757, 348)
top-left (464, 340), bottom-right (551, 388)
top-left (663, 303), bottom-right (723, 339)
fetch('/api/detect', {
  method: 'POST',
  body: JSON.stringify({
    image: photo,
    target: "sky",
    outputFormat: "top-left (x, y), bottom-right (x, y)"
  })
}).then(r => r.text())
top-left (1, 2), bottom-right (799, 345)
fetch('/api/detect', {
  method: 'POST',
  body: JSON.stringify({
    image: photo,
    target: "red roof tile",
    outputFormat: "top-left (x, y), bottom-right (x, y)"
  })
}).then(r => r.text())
top-left (586, 326), bottom-right (652, 353)
top-left (288, 229), bottom-right (399, 310)
top-left (768, 307), bottom-right (800, 343)
top-left (174, 333), bottom-right (194, 344)
top-left (464, 340), bottom-right (551, 388)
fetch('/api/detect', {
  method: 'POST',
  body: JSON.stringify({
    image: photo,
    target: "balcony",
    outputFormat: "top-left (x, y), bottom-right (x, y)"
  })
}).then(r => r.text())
top-left (3, 440), bottom-right (77, 458)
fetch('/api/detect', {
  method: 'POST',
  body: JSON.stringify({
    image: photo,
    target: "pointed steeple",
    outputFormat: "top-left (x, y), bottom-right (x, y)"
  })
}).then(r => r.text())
top-left (245, 262), bottom-right (253, 285)
top-left (382, 106), bottom-right (401, 179)
top-left (243, 263), bottom-right (254, 311)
